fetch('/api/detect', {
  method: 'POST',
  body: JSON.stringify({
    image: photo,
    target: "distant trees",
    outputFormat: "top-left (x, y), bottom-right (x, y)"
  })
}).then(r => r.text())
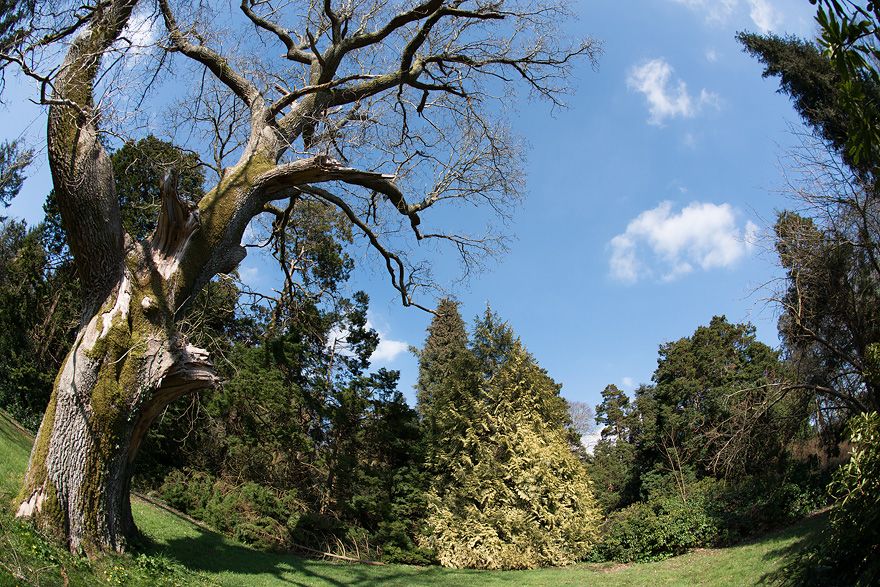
top-left (642, 317), bottom-right (803, 481)
top-left (417, 305), bottom-right (599, 569)
top-left (0, 141), bottom-right (33, 211)
top-left (587, 317), bottom-right (818, 562)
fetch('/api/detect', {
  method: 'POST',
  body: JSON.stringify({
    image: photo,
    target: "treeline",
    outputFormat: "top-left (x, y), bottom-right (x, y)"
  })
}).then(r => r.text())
top-left (585, 317), bottom-right (827, 564)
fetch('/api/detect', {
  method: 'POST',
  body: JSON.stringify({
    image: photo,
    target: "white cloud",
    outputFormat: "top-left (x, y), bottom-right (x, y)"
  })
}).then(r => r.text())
top-left (627, 59), bottom-right (719, 125)
top-left (622, 376), bottom-right (635, 389)
top-left (328, 319), bottom-right (409, 365)
top-left (121, 9), bottom-right (158, 66)
top-left (746, 0), bottom-right (783, 33)
top-left (370, 338), bottom-right (409, 363)
top-left (705, 48), bottom-right (719, 63)
top-left (609, 201), bottom-right (757, 283)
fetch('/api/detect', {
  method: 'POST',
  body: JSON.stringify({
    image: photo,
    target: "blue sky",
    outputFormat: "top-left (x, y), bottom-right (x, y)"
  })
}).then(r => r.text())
top-left (2, 0), bottom-right (820, 410)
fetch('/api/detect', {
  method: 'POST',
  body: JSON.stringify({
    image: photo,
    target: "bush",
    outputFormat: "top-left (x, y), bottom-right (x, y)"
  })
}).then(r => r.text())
top-left (593, 493), bottom-right (718, 563)
top-left (158, 469), bottom-right (299, 551)
top-left (592, 464), bottom-right (829, 564)
top-left (708, 462), bottom-right (828, 543)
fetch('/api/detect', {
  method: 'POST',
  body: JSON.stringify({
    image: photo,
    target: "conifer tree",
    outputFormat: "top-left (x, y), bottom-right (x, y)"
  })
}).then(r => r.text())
top-left (415, 298), bottom-right (478, 473)
top-left (596, 384), bottom-right (632, 441)
top-left (421, 314), bottom-right (600, 569)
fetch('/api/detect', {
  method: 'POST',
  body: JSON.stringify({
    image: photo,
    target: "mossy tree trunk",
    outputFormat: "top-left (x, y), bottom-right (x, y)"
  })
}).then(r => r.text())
top-left (16, 0), bottom-right (407, 553)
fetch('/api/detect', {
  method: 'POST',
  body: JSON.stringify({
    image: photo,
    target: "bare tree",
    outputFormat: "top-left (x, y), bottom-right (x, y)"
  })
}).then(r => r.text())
top-left (1, 0), bottom-right (599, 553)
top-left (567, 400), bottom-right (596, 438)
top-left (773, 134), bottom-right (880, 418)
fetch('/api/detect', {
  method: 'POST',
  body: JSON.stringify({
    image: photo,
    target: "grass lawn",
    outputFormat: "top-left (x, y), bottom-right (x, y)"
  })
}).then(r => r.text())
top-left (0, 410), bottom-right (818, 586)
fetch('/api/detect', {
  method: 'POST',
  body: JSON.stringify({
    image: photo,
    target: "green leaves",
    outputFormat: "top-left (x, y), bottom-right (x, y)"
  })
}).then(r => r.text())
top-left (812, 1), bottom-right (880, 167)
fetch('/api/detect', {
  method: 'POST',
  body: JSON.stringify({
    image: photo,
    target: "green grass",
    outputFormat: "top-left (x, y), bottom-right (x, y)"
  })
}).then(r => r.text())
top-left (0, 410), bottom-right (820, 586)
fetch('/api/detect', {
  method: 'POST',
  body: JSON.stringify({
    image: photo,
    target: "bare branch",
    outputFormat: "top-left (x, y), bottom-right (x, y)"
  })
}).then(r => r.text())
top-left (239, 0), bottom-right (313, 64)
top-left (159, 0), bottom-right (264, 110)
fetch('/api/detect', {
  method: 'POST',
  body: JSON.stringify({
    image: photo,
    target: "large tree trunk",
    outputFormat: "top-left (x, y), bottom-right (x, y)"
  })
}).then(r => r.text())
top-left (14, 0), bottom-right (410, 554)
top-left (16, 241), bottom-right (217, 553)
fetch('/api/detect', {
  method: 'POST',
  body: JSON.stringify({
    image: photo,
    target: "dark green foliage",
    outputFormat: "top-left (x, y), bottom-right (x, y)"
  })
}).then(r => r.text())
top-left (593, 468), bottom-right (828, 564)
top-left (588, 317), bottom-right (820, 563)
top-left (146, 284), bottom-right (429, 561)
top-left (0, 140), bottom-right (33, 210)
top-left (43, 135), bottom-right (205, 257)
top-left (0, 220), bottom-right (78, 430)
top-left (596, 384), bottom-right (631, 441)
top-left (593, 493), bottom-right (718, 563)
top-left (737, 33), bottom-right (877, 176)
top-left (112, 136), bottom-right (205, 240)
top-left (159, 470), bottom-right (299, 551)
top-left (639, 316), bottom-right (804, 481)
top-left (588, 439), bottom-right (637, 513)
top-left (415, 298), bottom-right (480, 487)
top-left (0, 136), bottom-right (209, 430)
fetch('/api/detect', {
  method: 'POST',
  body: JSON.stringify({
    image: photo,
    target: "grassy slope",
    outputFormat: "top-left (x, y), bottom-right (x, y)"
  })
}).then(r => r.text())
top-left (0, 410), bottom-right (817, 586)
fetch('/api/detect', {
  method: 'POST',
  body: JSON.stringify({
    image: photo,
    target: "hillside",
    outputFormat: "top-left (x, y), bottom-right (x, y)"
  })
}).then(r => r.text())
top-left (0, 410), bottom-right (818, 586)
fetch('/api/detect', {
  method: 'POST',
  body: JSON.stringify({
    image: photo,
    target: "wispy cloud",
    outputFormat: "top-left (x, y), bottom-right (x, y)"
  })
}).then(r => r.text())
top-left (672, 0), bottom-right (738, 23)
top-left (627, 59), bottom-right (719, 125)
top-left (671, 0), bottom-right (786, 33)
top-left (609, 201), bottom-right (758, 283)
top-left (120, 9), bottom-right (158, 66)
top-left (746, 0), bottom-right (783, 33)
top-left (622, 376), bottom-right (635, 389)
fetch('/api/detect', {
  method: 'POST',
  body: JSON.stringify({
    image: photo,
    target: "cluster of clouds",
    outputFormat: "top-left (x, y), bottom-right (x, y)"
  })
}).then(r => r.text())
top-left (628, 0), bottom-right (800, 125)
top-left (609, 201), bottom-right (758, 284)
top-left (672, 0), bottom-right (784, 32)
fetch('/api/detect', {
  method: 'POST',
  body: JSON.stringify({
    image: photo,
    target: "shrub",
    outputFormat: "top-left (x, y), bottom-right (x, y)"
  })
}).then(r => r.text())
top-left (594, 493), bottom-right (718, 563)
top-left (158, 469), bottom-right (299, 551)
top-left (708, 463), bottom-right (828, 543)
top-left (592, 463), bottom-right (829, 564)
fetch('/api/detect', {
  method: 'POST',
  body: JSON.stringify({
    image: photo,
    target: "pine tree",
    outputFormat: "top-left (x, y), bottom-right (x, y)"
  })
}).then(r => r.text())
top-left (415, 298), bottom-right (478, 472)
top-left (596, 384), bottom-right (631, 441)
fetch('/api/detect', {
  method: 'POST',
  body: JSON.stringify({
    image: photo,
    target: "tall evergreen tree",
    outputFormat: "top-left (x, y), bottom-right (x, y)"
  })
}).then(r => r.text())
top-left (422, 342), bottom-right (600, 569)
top-left (415, 298), bottom-right (478, 472)
top-left (596, 384), bottom-right (631, 441)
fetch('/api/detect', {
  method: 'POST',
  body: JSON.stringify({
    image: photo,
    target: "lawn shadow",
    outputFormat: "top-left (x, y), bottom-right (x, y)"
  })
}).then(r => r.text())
top-left (139, 510), bottom-right (447, 587)
top-left (755, 511), bottom-right (829, 586)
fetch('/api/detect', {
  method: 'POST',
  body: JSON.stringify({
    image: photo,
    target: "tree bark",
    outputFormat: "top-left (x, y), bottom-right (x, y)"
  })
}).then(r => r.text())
top-left (16, 203), bottom-right (218, 552)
